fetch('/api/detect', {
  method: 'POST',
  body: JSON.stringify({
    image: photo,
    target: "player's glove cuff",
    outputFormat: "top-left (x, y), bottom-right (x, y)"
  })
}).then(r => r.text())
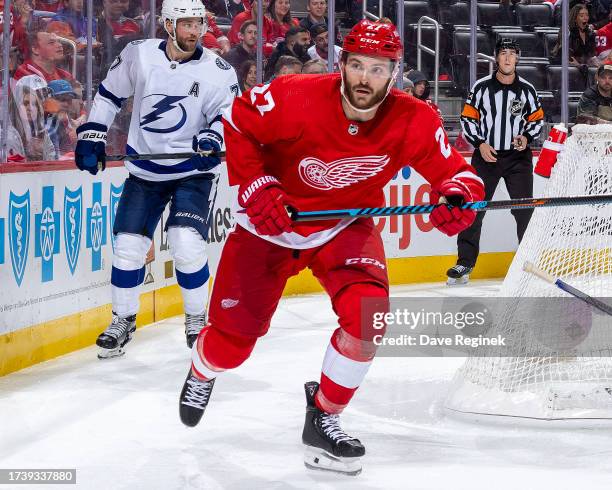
top-left (238, 175), bottom-right (293, 236)
top-left (430, 178), bottom-right (479, 237)
top-left (75, 122), bottom-right (107, 175)
top-left (191, 129), bottom-right (222, 172)
top-left (76, 122), bottom-right (108, 143)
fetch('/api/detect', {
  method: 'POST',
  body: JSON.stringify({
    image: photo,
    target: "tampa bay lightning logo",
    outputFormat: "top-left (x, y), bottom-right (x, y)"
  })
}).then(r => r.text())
top-left (216, 58), bottom-right (231, 70)
top-left (140, 94), bottom-right (188, 134)
top-left (64, 186), bottom-right (82, 275)
top-left (109, 183), bottom-right (123, 250)
top-left (9, 191), bottom-right (30, 286)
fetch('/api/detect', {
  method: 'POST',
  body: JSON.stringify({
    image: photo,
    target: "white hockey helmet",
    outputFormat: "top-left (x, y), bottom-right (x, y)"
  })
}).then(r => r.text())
top-left (161, 0), bottom-right (208, 52)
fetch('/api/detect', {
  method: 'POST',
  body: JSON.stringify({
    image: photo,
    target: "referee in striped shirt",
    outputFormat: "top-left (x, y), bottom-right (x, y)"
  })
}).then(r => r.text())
top-left (447, 38), bottom-right (544, 285)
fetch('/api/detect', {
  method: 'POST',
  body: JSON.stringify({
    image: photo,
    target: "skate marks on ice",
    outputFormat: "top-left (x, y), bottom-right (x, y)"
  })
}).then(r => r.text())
top-left (1, 281), bottom-right (612, 489)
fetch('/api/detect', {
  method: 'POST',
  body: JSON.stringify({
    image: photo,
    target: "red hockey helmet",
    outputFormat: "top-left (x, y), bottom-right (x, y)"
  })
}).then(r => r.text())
top-left (342, 20), bottom-right (403, 61)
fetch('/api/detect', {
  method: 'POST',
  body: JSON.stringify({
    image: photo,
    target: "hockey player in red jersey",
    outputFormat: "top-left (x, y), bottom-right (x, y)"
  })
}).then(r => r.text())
top-left (179, 19), bottom-right (485, 475)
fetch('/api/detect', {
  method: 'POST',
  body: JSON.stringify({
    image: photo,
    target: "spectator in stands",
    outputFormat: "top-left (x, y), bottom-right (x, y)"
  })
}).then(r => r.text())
top-left (595, 6), bottom-right (612, 59)
top-left (238, 59), bottom-right (257, 91)
top-left (98, 0), bottom-right (141, 41)
top-left (299, 0), bottom-right (342, 44)
top-left (266, 25), bottom-right (310, 79)
top-left (307, 22), bottom-right (340, 70)
top-left (301, 58), bottom-right (327, 73)
top-left (0, 0), bottom-right (31, 61)
top-left (37, 0), bottom-right (63, 12)
top-left (223, 19), bottom-right (256, 70)
top-left (14, 31), bottom-right (74, 82)
top-left (48, 0), bottom-right (98, 49)
top-left (98, 0), bottom-right (142, 73)
top-left (201, 13), bottom-right (231, 54)
top-left (576, 60), bottom-right (612, 122)
top-left (228, 0), bottom-right (275, 53)
top-left (552, 3), bottom-right (600, 66)
top-left (406, 70), bottom-right (443, 121)
top-left (227, 0), bottom-right (248, 19)
top-left (590, 0), bottom-right (612, 29)
top-left (272, 54), bottom-right (302, 78)
top-left (268, 0), bottom-right (299, 41)
top-left (401, 75), bottom-right (414, 95)
top-left (45, 79), bottom-right (78, 157)
top-left (10, 75), bottom-right (57, 161)
top-left (69, 78), bottom-right (86, 126)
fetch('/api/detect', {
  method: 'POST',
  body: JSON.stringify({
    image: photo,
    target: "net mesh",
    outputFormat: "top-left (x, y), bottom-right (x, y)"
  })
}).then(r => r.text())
top-left (446, 125), bottom-right (612, 419)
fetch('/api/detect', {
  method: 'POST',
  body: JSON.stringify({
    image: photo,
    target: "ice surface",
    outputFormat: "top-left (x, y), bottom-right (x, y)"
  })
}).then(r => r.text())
top-left (2, 280), bottom-right (612, 490)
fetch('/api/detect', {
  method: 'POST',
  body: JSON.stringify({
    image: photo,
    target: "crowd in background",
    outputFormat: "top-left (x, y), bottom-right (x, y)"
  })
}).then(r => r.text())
top-left (0, 0), bottom-right (611, 162)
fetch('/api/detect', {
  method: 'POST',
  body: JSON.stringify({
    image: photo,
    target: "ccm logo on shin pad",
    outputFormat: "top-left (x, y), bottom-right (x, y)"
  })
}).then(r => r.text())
top-left (345, 257), bottom-right (386, 270)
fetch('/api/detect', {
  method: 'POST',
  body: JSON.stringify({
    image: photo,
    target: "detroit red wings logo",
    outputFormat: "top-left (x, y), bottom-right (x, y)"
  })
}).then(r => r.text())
top-left (298, 155), bottom-right (390, 190)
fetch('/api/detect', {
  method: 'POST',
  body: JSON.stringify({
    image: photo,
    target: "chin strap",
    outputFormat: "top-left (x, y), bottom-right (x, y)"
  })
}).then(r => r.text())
top-left (339, 61), bottom-right (400, 114)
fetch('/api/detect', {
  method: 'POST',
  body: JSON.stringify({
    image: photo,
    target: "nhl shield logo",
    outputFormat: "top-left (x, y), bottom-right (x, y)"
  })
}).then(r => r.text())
top-left (109, 183), bottom-right (123, 250)
top-left (64, 186), bottom-right (82, 275)
top-left (9, 191), bottom-right (30, 286)
top-left (510, 98), bottom-right (524, 116)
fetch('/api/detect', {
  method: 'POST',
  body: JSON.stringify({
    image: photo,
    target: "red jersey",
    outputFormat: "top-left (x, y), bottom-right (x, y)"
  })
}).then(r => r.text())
top-left (13, 59), bottom-right (74, 82)
top-left (596, 22), bottom-right (612, 56)
top-left (107, 17), bottom-right (140, 38)
top-left (0, 3), bottom-right (28, 57)
top-left (223, 74), bottom-right (483, 248)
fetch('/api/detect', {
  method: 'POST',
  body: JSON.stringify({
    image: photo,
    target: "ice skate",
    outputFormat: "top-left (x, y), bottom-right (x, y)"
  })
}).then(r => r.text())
top-left (302, 381), bottom-right (365, 476)
top-left (185, 313), bottom-right (206, 349)
top-left (446, 265), bottom-right (473, 286)
top-left (96, 313), bottom-right (136, 359)
top-left (179, 368), bottom-right (216, 427)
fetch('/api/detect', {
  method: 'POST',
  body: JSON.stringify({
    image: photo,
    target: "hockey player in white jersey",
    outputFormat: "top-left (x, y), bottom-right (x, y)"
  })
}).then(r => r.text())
top-left (74, 0), bottom-right (240, 359)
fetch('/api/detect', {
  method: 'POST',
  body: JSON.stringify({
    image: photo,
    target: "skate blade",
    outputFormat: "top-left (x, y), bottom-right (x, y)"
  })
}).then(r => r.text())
top-left (303, 446), bottom-right (362, 476)
top-left (446, 275), bottom-right (470, 286)
top-left (97, 347), bottom-right (126, 360)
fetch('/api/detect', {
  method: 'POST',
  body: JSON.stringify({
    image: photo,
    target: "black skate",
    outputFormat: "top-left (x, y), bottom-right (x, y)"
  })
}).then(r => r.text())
top-left (179, 368), bottom-right (216, 427)
top-left (446, 265), bottom-right (473, 286)
top-left (302, 381), bottom-right (365, 476)
top-left (185, 313), bottom-right (206, 349)
top-left (96, 313), bottom-right (136, 359)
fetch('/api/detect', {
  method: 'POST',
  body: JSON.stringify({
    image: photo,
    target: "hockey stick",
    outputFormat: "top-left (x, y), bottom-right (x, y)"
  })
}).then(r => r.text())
top-left (106, 149), bottom-right (226, 162)
top-left (523, 261), bottom-right (612, 316)
top-left (290, 194), bottom-right (612, 221)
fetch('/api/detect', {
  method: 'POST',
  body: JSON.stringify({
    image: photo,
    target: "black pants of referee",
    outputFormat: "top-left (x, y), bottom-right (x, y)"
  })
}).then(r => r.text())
top-left (456, 147), bottom-right (534, 268)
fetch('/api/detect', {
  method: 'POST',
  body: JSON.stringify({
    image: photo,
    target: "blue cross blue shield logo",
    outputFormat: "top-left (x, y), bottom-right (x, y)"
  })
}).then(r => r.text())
top-left (35, 186), bottom-right (61, 282)
top-left (64, 186), bottom-right (83, 275)
top-left (86, 182), bottom-right (107, 271)
top-left (9, 191), bottom-right (30, 286)
top-left (109, 182), bottom-right (123, 250)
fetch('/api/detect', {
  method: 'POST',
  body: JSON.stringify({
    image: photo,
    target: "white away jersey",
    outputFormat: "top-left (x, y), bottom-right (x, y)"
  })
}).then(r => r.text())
top-left (88, 39), bottom-right (240, 181)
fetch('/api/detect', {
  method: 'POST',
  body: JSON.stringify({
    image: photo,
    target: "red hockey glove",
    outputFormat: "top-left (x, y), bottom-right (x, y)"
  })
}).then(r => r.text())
top-left (430, 179), bottom-right (478, 236)
top-left (238, 175), bottom-right (294, 236)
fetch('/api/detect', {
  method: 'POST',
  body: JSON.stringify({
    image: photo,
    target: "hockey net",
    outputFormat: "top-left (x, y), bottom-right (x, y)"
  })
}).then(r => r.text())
top-left (445, 124), bottom-right (612, 420)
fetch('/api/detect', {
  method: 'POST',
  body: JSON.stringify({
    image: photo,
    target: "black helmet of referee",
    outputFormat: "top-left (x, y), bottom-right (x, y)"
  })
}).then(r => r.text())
top-left (495, 38), bottom-right (520, 57)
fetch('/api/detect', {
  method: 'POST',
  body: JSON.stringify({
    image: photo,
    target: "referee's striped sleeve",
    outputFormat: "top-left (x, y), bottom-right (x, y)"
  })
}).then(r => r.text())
top-left (460, 83), bottom-right (485, 148)
top-left (522, 82), bottom-right (544, 143)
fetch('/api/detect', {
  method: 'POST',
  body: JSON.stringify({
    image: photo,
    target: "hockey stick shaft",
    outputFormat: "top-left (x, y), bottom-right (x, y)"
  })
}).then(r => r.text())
top-left (106, 150), bottom-right (226, 162)
top-left (523, 261), bottom-right (612, 316)
top-left (291, 194), bottom-right (612, 221)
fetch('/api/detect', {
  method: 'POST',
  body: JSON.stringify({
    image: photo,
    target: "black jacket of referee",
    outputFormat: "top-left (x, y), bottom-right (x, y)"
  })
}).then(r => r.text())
top-left (456, 38), bottom-right (544, 269)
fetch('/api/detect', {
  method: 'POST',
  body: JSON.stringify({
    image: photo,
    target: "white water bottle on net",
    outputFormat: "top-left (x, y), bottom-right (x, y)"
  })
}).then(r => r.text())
top-left (446, 124), bottom-right (612, 420)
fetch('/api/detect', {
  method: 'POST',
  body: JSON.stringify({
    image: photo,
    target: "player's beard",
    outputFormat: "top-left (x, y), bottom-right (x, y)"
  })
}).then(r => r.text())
top-left (343, 75), bottom-right (390, 111)
top-left (176, 35), bottom-right (198, 54)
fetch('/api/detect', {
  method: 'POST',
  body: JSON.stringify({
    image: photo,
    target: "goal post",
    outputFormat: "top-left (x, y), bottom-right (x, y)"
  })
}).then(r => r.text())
top-left (445, 124), bottom-right (612, 420)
